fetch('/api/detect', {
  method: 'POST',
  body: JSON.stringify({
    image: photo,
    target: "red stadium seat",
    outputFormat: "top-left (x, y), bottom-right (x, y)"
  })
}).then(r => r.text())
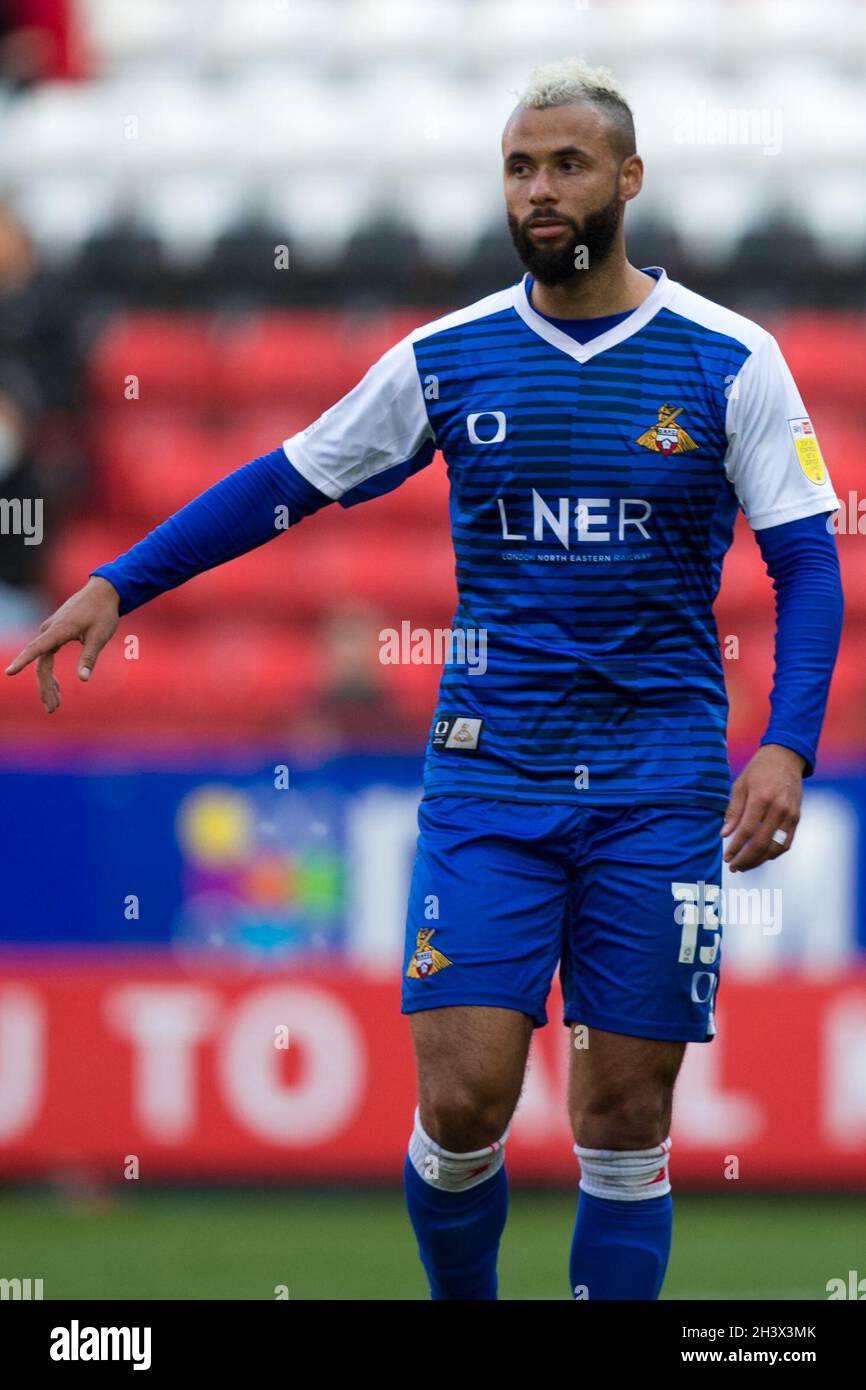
top-left (0, 620), bottom-right (322, 735)
top-left (822, 635), bottom-right (866, 749)
top-left (213, 410), bottom-right (316, 467)
top-left (716, 525), bottom-right (773, 617)
top-left (158, 521), bottom-right (457, 627)
top-left (87, 313), bottom-right (215, 408)
top-left (721, 615), bottom-right (866, 751)
top-left (291, 526), bottom-right (457, 621)
top-left (722, 619), bottom-right (774, 742)
top-left (380, 648), bottom-right (449, 725)
top-left (211, 310), bottom-right (449, 413)
top-left (833, 536), bottom-right (866, 619)
top-left (774, 314), bottom-right (866, 411)
top-left (46, 521), bottom-right (142, 603)
top-left (91, 409), bottom-right (347, 525)
top-left (341, 307), bottom-right (445, 379)
top-left (90, 413), bottom-right (226, 521)
top-left (812, 415), bottom-right (865, 497)
top-left (213, 313), bottom-right (360, 410)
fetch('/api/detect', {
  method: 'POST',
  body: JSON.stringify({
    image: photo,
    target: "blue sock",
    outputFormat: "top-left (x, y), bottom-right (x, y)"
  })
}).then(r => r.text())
top-left (569, 1188), bottom-right (673, 1299)
top-left (404, 1153), bottom-right (508, 1300)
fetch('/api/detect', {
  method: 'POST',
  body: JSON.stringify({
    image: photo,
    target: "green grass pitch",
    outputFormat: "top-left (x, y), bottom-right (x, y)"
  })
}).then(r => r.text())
top-left (2, 1189), bottom-right (862, 1300)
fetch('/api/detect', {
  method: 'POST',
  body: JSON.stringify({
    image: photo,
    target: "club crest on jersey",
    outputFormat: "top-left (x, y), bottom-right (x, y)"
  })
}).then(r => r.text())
top-left (635, 404), bottom-right (698, 456)
top-left (406, 928), bottom-right (453, 979)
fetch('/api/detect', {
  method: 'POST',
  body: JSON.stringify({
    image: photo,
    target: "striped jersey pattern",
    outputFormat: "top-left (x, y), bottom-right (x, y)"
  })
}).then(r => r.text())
top-left (284, 267), bottom-right (839, 811)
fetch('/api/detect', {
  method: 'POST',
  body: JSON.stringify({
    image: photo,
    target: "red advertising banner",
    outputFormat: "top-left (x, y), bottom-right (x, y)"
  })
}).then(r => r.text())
top-left (1, 956), bottom-right (865, 1186)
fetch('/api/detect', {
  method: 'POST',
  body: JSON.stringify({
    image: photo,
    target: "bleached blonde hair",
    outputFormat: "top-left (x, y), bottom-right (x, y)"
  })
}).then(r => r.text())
top-left (514, 59), bottom-right (635, 157)
top-left (517, 59), bottom-right (625, 109)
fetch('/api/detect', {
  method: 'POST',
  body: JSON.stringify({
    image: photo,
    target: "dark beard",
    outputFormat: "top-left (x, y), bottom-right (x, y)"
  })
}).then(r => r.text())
top-left (507, 187), bottom-right (622, 286)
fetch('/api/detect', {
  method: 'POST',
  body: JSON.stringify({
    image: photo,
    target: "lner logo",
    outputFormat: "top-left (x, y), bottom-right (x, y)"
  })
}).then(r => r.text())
top-left (497, 491), bottom-right (652, 546)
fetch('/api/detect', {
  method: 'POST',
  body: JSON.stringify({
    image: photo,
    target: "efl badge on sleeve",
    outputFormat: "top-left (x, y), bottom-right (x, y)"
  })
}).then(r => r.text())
top-left (406, 928), bottom-right (453, 978)
top-left (635, 404), bottom-right (698, 456)
top-left (788, 417), bottom-right (826, 484)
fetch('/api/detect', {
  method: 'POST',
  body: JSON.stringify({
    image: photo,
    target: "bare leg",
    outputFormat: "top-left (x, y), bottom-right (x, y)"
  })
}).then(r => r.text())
top-left (411, 1004), bottom-right (534, 1149)
top-left (568, 1024), bottom-right (686, 1149)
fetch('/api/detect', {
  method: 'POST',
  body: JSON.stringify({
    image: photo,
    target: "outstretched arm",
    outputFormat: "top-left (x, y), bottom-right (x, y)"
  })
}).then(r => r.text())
top-left (4, 446), bottom-right (332, 711)
top-left (5, 329), bottom-right (436, 712)
top-left (90, 447), bottom-right (331, 616)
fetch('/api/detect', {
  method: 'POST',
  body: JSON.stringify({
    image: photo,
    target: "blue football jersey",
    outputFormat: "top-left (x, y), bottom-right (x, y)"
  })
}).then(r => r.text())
top-left (283, 268), bottom-right (839, 811)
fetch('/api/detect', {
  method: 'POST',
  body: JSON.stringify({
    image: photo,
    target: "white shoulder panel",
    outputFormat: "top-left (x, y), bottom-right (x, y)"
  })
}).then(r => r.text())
top-left (667, 280), bottom-right (839, 529)
top-left (723, 327), bottom-right (840, 530)
top-left (281, 284), bottom-right (519, 500)
top-left (664, 280), bottom-right (770, 355)
top-left (408, 284), bottom-right (518, 344)
top-left (282, 334), bottom-right (433, 500)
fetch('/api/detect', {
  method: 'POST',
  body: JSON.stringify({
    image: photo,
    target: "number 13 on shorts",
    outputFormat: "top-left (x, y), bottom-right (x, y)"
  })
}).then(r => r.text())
top-left (672, 880), bottom-right (721, 966)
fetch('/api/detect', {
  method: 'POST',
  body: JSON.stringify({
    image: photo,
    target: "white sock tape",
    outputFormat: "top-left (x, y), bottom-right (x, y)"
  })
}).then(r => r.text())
top-left (408, 1107), bottom-right (508, 1192)
top-left (574, 1137), bottom-right (672, 1200)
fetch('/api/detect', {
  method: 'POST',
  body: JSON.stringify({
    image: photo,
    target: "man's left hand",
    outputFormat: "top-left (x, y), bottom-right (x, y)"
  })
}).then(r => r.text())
top-left (721, 743), bottom-right (806, 873)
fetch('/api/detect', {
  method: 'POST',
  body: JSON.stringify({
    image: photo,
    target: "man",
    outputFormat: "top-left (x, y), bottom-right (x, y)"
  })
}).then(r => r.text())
top-left (7, 59), bottom-right (843, 1300)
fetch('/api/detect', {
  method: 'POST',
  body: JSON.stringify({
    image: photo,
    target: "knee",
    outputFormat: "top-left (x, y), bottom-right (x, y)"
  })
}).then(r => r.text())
top-left (570, 1084), bottom-right (671, 1151)
top-left (420, 1084), bottom-right (513, 1152)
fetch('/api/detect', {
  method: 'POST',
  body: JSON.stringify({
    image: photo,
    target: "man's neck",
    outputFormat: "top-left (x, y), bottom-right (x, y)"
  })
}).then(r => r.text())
top-left (528, 255), bottom-right (657, 320)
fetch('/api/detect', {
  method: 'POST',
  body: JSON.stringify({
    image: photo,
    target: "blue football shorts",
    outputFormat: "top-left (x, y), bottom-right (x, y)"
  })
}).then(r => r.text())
top-left (401, 795), bottom-right (724, 1042)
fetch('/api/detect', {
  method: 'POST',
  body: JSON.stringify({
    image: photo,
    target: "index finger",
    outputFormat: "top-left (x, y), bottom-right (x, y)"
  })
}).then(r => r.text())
top-left (5, 627), bottom-right (72, 676)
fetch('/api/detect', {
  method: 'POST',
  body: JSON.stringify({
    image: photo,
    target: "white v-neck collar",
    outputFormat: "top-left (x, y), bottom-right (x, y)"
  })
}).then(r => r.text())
top-left (510, 266), bottom-right (673, 364)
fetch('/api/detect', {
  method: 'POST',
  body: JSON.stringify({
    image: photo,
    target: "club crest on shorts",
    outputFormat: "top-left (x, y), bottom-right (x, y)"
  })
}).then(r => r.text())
top-left (406, 927), bottom-right (453, 978)
top-left (635, 404), bottom-right (698, 455)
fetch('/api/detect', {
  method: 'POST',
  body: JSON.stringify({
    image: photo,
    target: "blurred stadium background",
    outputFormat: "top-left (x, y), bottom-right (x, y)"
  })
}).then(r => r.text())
top-left (0, 0), bottom-right (864, 1299)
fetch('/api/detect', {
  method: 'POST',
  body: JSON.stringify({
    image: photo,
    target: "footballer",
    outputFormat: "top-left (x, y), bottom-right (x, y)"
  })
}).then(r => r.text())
top-left (7, 60), bottom-right (843, 1300)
